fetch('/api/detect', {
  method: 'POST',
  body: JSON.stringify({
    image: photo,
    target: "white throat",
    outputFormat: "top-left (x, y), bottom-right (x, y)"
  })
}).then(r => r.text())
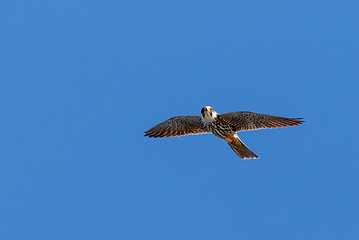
top-left (201, 111), bottom-right (217, 125)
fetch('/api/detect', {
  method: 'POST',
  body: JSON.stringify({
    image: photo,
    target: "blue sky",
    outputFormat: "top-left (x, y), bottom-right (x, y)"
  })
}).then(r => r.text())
top-left (1, 0), bottom-right (358, 239)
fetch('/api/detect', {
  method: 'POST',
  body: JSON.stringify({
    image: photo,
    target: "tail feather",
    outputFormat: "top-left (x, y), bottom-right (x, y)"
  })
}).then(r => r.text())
top-left (228, 138), bottom-right (259, 159)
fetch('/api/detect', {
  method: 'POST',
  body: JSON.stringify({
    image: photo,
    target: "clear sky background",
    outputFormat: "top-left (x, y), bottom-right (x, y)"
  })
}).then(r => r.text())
top-left (1, 1), bottom-right (358, 239)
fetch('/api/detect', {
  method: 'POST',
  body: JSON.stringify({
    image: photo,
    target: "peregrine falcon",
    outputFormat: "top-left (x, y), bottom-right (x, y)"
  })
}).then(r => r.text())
top-left (145, 106), bottom-right (304, 159)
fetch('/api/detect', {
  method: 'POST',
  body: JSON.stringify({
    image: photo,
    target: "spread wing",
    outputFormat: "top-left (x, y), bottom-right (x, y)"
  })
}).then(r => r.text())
top-left (220, 111), bottom-right (304, 132)
top-left (144, 116), bottom-right (209, 138)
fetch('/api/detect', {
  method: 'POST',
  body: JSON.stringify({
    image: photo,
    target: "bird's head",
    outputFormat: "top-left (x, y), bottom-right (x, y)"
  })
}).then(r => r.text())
top-left (201, 106), bottom-right (218, 121)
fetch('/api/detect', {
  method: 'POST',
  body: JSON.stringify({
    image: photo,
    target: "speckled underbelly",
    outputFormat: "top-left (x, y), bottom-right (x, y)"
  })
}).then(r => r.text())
top-left (206, 119), bottom-right (234, 139)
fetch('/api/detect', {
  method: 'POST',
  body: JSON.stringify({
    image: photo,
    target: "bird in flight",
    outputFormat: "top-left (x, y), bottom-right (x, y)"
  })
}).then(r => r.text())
top-left (145, 106), bottom-right (304, 159)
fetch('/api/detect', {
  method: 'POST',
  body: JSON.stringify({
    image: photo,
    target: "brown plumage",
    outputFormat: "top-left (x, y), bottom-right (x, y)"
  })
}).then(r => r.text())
top-left (220, 111), bottom-right (304, 132)
top-left (144, 116), bottom-right (209, 138)
top-left (145, 106), bottom-right (304, 159)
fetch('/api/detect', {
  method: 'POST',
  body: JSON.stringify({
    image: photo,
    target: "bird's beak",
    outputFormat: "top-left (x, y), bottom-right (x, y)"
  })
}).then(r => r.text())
top-left (201, 106), bottom-right (213, 116)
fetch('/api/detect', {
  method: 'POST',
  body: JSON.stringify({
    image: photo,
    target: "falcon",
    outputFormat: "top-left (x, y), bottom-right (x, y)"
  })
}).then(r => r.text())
top-left (144, 106), bottom-right (304, 159)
